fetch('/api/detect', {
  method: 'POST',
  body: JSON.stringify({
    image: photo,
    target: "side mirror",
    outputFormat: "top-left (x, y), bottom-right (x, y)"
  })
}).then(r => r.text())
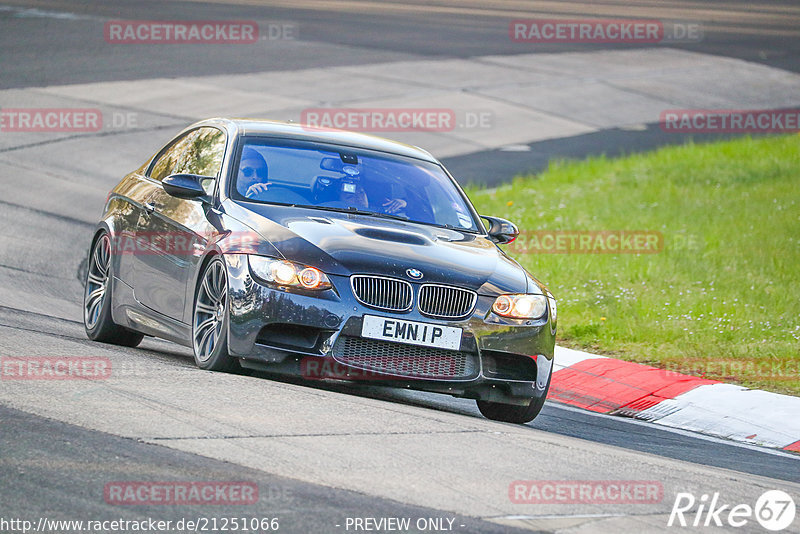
top-left (162, 174), bottom-right (210, 201)
top-left (481, 215), bottom-right (519, 244)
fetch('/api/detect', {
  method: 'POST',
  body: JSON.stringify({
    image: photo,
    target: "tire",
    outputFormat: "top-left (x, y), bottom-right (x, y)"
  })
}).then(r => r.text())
top-left (477, 372), bottom-right (551, 424)
top-left (84, 233), bottom-right (144, 347)
top-left (191, 256), bottom-right (238, 372)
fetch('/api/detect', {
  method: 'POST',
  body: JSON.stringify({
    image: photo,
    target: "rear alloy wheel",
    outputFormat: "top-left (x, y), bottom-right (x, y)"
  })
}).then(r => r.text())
top-left (477, 373), bottom-right (551, 424)
top-left (192, 257), bottom-right (237, 371)
top-left (84, 233), bottom-right (144, 347)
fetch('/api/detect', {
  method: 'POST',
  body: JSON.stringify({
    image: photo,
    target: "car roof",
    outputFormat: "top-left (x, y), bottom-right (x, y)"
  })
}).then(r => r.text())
top-left (194, 118), bottom-right (439, 163)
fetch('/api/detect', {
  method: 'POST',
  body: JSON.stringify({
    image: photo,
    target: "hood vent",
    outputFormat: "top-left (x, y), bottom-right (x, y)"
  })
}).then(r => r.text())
top-left (354, 228), bottom-right (428, 246)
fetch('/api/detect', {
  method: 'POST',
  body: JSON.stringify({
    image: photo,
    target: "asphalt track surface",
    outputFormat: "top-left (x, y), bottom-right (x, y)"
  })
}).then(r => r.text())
top-left (1, 0), bottom-right (799, 89)
top-left (0, 1), bottom-right (799, 533)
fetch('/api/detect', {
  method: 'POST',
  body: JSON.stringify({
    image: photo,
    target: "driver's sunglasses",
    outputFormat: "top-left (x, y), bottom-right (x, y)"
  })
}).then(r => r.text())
top-left (241, 166), bottom-right (265, 178)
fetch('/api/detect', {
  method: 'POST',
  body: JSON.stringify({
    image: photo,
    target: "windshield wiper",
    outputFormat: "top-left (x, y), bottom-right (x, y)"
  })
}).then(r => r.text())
top-left (287, 204), bottom-right (480, 232)
top-left (426, 222), bottom-right (480, 234)
top-left (295, 204), bottom-right (411, 223)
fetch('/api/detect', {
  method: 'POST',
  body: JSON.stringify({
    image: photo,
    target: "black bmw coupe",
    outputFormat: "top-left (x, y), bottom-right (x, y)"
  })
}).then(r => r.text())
top-left (83, 118), bottom-right (557, 423)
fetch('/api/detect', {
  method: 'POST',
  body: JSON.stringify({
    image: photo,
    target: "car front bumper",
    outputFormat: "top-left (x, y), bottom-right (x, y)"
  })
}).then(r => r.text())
top-left (224, 254), bottom-right (556, 404)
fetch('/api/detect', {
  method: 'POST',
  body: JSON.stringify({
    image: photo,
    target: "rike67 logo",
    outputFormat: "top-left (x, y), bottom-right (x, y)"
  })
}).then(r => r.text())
top-left (668, 490), bottom-right (796, 531)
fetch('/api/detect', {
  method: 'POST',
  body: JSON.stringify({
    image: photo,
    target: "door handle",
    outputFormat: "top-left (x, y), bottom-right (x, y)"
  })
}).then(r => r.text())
top-left (143, 202), bottom-right (156, 213)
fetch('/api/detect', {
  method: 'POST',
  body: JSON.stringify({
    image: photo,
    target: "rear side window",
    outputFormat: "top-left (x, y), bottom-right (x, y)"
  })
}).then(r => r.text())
top-left (149, 127), bottom-right (226, 193)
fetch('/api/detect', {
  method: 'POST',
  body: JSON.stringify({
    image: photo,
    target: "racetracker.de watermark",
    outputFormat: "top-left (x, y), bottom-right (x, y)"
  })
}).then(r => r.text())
top-left (1, 357), bottom-right (111, 380)
top-left (300, 356), bottom-right (459, 381)
top-left (106, 231), bottom-right (261, 257)
top-left (300, 108), bottom-right (493, 132)
top-left (665, 360), bottom-right (800, 381)
top-left (510, 19), bottom-right (702, 43)
top-left (0, 108), bottom-right (102, 132)
top-left (509, 480), bottom-right (664, 504)
top-left (660, 108), bottom-right (800, 133)
top-left (302, 108), bottom-right (454, 132)
top-left (104, 20), bottom-right (260, 44)
top-left (509, 230), bottom-right (663, 254)
top-left (104, 481), bottom-right (259, 505)
top-left (0, 108), bottom-right (139, 132)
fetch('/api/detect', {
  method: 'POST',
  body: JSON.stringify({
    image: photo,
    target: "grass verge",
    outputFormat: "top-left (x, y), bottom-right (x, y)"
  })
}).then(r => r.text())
top-left (466, 135), bottom-right (800, 395)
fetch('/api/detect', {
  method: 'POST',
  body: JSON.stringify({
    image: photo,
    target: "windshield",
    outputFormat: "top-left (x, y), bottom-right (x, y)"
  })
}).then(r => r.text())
top-left (230, 138), bottom-right (480, 232)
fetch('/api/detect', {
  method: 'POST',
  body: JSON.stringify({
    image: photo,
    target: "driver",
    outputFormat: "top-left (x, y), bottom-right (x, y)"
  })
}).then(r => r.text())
top-left (238, 147), bottom-right (271, 199)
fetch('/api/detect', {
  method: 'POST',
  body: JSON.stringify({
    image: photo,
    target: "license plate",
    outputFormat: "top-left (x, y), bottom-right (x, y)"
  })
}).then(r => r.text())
top-left (361, 315), bottom-right (462, 351)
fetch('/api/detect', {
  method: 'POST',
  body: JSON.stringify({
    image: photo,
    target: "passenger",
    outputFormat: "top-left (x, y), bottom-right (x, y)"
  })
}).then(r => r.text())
top-left (370, 181), bottom-right (407, 214)
top-left (336, 181), bottom-right (408, 215)
top-left (380, 196), bottom-right (407, 215)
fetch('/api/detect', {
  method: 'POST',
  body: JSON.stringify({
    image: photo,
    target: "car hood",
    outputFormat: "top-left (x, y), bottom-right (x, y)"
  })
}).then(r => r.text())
top-left (224, 202), bottom-right (529, 294)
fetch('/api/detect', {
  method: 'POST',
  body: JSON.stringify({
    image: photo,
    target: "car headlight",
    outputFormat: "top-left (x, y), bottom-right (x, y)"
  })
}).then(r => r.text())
top-left (492, 294), bottom-right (548, 319)
top-left (248, 256), bottom-right (332, 290)
top-left (548, 296), bottom-right (557, 323)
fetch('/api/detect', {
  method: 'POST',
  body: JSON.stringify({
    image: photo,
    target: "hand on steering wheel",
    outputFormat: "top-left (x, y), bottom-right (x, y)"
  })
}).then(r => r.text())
top-left (246, 182), bottom-right (271, 198)
top-left (382, 198), bottom-right (407, 214)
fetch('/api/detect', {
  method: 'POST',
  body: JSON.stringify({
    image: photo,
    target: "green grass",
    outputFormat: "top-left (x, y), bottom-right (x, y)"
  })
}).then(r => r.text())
top-left (465, 135), bottom-right (800, 395)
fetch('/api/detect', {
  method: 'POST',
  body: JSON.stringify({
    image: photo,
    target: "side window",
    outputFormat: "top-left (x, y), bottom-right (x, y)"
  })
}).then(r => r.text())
top-left (149, 128), bottom-right (226, 194)
top-left (149, 131), bottom-right (193, 182)
top-left (172, 128), bottom-right (226, 194)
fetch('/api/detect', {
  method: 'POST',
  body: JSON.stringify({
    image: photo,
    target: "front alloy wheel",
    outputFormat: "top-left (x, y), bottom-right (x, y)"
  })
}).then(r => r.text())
top-left (192, 257), bottom-right (237, 371)
top-left (476, 373), bottom-right (551, 424)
